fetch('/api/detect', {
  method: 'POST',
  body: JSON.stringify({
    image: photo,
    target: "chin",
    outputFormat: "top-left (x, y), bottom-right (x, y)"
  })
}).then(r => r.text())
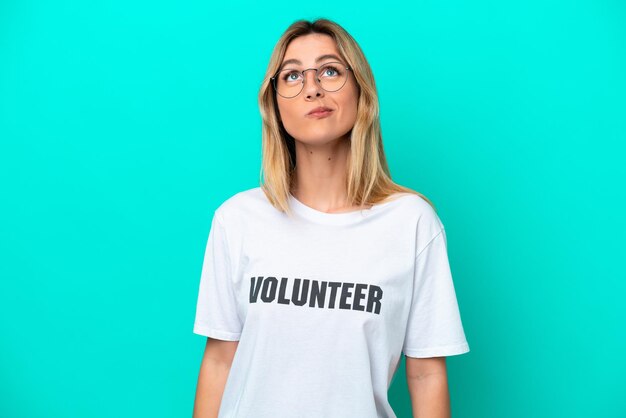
top-left (299, 125), bottom-right (353, 143)
top-left (296, 132), bottom-right (346, 144)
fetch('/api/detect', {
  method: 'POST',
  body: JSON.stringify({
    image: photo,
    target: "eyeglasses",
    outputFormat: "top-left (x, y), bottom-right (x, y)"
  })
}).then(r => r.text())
top-left (271, 61), bottom-right (352, 99)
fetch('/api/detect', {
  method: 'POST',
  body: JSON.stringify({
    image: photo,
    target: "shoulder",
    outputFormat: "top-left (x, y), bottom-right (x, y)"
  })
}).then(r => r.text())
top-left (385, 192), bottom-right (445, 253)
top-left (385, 192), bottom-right (443, 228)
top-left (213, 186), bottom-right (266, 224)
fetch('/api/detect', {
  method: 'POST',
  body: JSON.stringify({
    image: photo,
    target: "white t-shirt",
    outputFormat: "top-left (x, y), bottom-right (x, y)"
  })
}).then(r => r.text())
top-left (193, 186), bottom-right (469, 418)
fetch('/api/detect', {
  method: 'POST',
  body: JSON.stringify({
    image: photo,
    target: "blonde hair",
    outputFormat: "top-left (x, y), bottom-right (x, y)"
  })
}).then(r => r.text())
top-left (257, 18), bottom-right (436, 215)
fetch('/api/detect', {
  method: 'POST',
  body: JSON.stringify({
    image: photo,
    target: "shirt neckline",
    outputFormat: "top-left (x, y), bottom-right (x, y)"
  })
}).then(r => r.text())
top-left (288, 192), bottom-right (410, 226)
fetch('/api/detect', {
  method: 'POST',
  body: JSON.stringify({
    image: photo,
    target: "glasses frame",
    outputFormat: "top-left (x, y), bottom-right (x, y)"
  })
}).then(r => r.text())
top-left (270, 61), bottom-right (352, 99)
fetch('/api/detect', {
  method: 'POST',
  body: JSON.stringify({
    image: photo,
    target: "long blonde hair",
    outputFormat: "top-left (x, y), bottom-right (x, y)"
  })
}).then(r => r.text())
top-left (258, 18), bottom-right (435, 215)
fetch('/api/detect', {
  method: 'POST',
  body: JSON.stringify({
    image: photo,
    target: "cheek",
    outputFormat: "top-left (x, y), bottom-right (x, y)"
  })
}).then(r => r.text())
top-left (277, 100), bottom-right (292, 123)
top-left (277, 102), bottom-right (299, 128)
top-left (339, 92), bottom-right (359, 125)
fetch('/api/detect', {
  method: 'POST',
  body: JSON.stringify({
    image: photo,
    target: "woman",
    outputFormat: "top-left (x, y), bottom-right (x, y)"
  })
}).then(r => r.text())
top-left (193, 18), bottom-right (470, 418)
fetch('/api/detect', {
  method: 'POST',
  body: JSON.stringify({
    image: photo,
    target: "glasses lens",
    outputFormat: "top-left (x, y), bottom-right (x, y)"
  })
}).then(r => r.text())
top-left (318, 62), bottom-right (348, 92)
top-left (275, 69), bottom-right (304, 98)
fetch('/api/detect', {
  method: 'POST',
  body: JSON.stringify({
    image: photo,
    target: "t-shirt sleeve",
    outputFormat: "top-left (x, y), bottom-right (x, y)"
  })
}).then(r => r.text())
top-left (403, 227), bottom-right (470, 358)
top-left (193, 210), bottom-right (242, 340)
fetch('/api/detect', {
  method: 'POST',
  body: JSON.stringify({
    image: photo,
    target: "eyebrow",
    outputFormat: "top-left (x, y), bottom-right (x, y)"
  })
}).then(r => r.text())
top-left (279, 54), bottom-right (344, 70)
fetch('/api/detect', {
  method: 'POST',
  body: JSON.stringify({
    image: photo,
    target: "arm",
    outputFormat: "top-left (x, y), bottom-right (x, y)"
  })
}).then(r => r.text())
top-left (193, 337), bottom-right (239, 418)
top-left (405, 356), bottom-right (451, 418)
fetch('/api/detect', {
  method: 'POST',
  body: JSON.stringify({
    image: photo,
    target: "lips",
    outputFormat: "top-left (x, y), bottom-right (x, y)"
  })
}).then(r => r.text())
top-left (307, 106), bottom-right (333, 116)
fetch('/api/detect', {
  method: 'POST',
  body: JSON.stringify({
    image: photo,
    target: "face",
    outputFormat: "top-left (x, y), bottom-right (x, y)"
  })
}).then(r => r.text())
top-left (275, 33), bottom-right (359, 145)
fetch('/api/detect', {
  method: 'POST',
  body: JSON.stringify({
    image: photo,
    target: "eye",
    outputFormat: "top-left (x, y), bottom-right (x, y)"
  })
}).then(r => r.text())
top-left (281, 70), bottom-right (302, 82)
top-left (320, 65), bottom-right (341, 77)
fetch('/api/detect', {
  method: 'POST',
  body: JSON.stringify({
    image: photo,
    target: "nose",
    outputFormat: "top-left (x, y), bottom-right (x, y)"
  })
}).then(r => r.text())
top-left (301, 68), bottom-right (324, 99)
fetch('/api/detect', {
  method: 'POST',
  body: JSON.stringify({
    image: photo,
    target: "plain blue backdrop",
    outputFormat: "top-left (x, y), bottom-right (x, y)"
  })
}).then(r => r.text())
top-left (1, 1), bottom-right (625, 417)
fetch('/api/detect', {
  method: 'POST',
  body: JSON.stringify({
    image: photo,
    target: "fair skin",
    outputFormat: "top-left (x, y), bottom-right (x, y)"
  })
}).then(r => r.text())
top-left (193, 338), bottom-right (238, 417)
top-left (276, 33), bottom-right (368, 213)
top-left (406, 356), bottom-right (452, 418)
top-left (193, 32), bottom-right (451, 418)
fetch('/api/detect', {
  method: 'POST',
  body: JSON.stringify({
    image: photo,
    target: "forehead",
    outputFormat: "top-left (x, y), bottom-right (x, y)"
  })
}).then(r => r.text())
top-left (281, 33), bottom-right (341, 67)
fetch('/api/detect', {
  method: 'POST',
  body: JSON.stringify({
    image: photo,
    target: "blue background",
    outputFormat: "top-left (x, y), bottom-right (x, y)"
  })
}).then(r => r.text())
top-left (1, 1), bottom-right (625, 417)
